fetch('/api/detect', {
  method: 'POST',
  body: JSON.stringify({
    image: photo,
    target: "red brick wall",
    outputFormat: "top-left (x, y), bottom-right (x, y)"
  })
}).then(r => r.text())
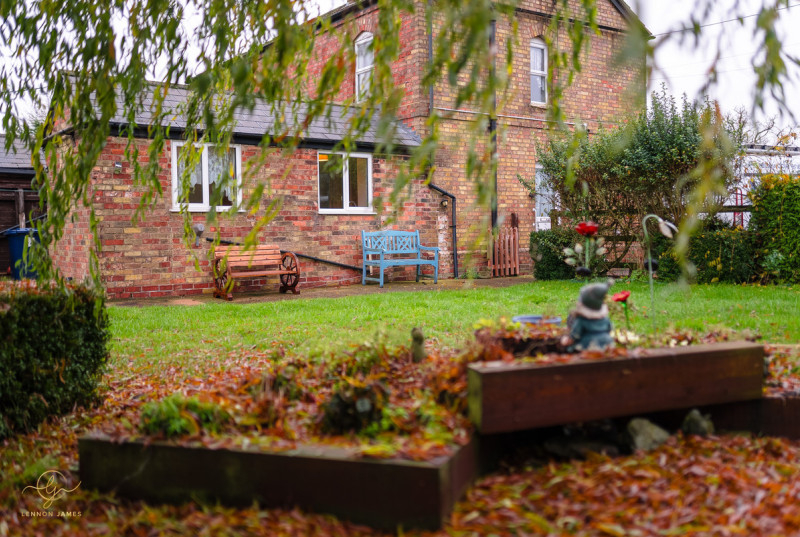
top-left (303, 0), bottom-right (644, 277)
top-left (49, 198), bottom-right (93, 282)
top-left (52, 137), bottom-right (442, 299)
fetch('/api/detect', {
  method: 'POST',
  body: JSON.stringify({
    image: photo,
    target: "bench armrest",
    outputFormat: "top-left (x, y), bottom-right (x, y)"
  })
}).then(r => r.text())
top-left (419, 245), bottom-right (439, 252)
top-left (364, 248), bottom-right (385, 254)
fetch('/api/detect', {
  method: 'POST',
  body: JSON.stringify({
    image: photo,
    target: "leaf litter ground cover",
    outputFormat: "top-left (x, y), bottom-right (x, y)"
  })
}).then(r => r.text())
top-left (89, 343), bottom-right (473, 462)
top-left (90, 321), bottom-right (727, 461)
top-left (3, 320), bottom-right (800, 536)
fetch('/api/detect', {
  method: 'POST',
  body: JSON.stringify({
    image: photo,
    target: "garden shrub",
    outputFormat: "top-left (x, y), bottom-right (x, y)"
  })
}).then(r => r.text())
top-left (0, 281), bottom-right (109, 439)
top-left (320, 377), bottom-right (387, 435)
top-left (532, 89), bottom-right (738, 269)
top-left (529, 227), bottom-right (606, 280)
top-left (656, 229), bottom-right (758, 283)
top-left (750, 174), bottom-right (800, 282)
top-left (139, 394), bottom-right (230, 438)
top-left (529, 228), bottom-right (580, 280)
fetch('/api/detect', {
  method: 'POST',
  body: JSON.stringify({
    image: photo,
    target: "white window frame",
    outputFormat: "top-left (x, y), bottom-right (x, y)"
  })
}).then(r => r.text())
top-left (171, 142), bottom-right (242, 212)
top-left (317, 151), bottom-right (374, 215)
top-left (530, 37), bottom-right (548, 106)
top-left (534, 164), bottom-right (555, 231)
top-left (355, 32), bottom-right (374, 103)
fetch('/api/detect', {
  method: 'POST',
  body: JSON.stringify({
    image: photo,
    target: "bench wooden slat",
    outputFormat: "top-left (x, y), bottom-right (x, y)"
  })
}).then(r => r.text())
top-left (221, 255), bottom-right (284, 265)
top-left (229, 270), bottom-right (294, 278)
top-left (215, 246), bottom-right (281, 255)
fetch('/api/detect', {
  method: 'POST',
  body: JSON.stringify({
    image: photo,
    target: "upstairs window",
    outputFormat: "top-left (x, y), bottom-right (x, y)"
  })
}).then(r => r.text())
top-left (530, 37), bottom-right (547, 105)
top-left (171, 142), bottom-right (241, 212)
top-left (318, 152), bottom-right (373, 214)
top-left (355, 32), bottom-right (374, 102)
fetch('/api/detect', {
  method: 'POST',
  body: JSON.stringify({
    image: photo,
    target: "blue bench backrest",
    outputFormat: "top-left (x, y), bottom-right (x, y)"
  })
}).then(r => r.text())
top-left (362, 230), bottom-right (421, 254)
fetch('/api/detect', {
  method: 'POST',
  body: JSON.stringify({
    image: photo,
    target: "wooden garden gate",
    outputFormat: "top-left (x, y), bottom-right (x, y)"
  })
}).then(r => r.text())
top-left (488, 224), bottom-right (519, 277)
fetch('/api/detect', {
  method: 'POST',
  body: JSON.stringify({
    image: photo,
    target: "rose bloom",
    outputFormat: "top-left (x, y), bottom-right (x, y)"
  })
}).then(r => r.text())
top-left (575, 221), bottom-right (599, 237)
top-left (612, 290), bottom-right (631, 303)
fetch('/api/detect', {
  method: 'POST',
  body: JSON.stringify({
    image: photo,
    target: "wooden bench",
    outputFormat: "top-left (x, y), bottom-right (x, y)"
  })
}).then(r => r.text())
top-left (212, 244), bottom-right (300, 300)
top-left (361, 230), bottom-right (439, 288)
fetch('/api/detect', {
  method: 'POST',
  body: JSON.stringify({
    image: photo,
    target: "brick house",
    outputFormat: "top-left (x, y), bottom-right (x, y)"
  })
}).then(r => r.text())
top-left (310, 0), bottom-right (644, 275)
top-left (51, 95), bottom-right (433, 299)
top-left (52, 0), bottom-right (644, 299)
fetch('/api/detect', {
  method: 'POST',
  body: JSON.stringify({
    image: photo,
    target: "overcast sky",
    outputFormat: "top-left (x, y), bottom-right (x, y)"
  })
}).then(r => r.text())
top-left (633, 0), bottom-right (800, 129)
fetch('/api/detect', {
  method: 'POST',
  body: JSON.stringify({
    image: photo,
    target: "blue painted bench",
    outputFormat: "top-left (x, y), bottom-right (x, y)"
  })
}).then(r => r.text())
top-left (361, 230), bottom-right (439, 288)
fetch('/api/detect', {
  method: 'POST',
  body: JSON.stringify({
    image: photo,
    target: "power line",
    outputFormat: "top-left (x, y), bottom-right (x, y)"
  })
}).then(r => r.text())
top-left (654, 3), bottom-right (800, 37)
top-left (655, 39), bottom-right (800, 70)
top-left (650, 65), bottom-right (756, 81)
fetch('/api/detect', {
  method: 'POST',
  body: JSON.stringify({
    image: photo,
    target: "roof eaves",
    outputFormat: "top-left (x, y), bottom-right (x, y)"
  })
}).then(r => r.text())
top-left (608, 0), bottom-right (652, 37)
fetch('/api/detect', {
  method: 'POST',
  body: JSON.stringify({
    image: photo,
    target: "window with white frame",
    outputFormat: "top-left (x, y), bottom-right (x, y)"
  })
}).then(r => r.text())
top-left (318, 152), bottom-right (373, 214)
top-left (355, 32), bottom-right (374, 102)
top-left (171, 142), bottom-right (241, 211)
top-left (530, 37), bottom-right (547, 105)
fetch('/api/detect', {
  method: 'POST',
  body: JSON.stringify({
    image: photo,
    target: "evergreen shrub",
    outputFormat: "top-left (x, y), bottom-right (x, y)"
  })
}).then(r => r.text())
top-left (749, 174), bottom-right (800, 282)
top-left (0, 281), bottom-right (109, 439)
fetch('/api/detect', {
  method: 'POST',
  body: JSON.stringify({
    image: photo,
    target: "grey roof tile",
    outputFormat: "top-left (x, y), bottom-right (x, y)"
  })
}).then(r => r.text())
top-left (103, 84), bottom-right (420, 148)
top-left (0, 135), bottom-right (34, 170)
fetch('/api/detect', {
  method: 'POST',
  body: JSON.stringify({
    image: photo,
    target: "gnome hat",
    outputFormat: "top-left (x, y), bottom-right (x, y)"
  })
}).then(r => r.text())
top-left (580, 282), bottom-right (611, 310)
top-left (573, 281), bottom-right (612, 319)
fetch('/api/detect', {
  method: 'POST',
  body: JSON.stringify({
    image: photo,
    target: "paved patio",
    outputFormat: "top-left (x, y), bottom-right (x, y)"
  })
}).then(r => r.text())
top-left (110, 275), bottom-right (535, 307)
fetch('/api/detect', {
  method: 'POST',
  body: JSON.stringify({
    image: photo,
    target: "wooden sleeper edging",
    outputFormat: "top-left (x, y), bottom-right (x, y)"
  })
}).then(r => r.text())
top-left (78, 435), bottom-right (477, 532)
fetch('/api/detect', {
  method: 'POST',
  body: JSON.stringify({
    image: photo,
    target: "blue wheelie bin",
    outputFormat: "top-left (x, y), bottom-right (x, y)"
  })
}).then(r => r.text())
top-left (5, 228), bottom-right (39, 280)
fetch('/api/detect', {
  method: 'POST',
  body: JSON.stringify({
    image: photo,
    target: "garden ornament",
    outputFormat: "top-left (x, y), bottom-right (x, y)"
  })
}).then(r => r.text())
top-left (563, 221), bottom-right (606, 279)
top-left (641, 214), bottom-right (678, 334)
top-left (411, 327), bottom-right (427, 363)
top-left (561, 281), bottom-right (615, 351)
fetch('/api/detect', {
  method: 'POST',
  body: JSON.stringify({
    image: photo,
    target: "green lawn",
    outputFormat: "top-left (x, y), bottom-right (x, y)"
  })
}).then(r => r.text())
top-left (109, 281), bottom-right (800, 373)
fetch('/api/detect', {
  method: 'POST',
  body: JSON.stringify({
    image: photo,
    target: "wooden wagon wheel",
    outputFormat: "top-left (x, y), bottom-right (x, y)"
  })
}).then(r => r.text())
top-left (279, 252), bottom-right (300, 294)
top-left (213, 259), bottom-right (232, 300)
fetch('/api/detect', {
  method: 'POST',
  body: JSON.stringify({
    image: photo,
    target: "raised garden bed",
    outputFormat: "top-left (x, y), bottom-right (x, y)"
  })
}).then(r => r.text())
top-left (468, 341), bottom-right (765, 434)
top-left (79, 433), bottom-right (477, 531)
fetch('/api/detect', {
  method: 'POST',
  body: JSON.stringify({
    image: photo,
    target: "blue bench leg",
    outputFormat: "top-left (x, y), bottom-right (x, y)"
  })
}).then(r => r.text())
top-left (416, 265), bottom-right (421, 282)
top-left (379, 266), bottom-right (385, 288)
top-left (434, 264), bottom-right (438, 284)
top-left (362, 267), bottom-right (366, 286)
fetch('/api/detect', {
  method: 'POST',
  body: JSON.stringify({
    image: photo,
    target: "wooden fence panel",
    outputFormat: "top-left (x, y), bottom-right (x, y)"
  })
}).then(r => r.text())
top-left (488, 226), bottom-right (519, 277)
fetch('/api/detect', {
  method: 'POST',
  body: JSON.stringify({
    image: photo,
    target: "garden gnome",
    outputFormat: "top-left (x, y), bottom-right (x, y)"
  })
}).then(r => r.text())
top-left (561, 281), bottom-right (614, 351)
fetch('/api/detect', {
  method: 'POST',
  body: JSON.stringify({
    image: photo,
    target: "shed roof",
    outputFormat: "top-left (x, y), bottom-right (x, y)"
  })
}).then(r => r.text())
top-left (0, 135), bottom-right (34, 174)
top-left (102, 84), bottom-right (421, 149)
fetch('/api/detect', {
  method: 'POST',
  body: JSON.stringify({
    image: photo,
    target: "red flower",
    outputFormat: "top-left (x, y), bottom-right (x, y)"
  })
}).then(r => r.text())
top-left (575, 221), bottom-right (599, 237)
top-left (612, 290), bottom-right (631, 303)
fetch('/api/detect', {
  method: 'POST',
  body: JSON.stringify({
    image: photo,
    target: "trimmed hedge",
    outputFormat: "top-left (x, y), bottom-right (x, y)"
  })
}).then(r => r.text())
top-left (750, 174), bottom-right (800, 283)
top-left (529, 228), bottom-right (580, 280)
top-left (0, 281), bottom-right (109, 439)
top-left (656, 229), bottom-right (758, 283)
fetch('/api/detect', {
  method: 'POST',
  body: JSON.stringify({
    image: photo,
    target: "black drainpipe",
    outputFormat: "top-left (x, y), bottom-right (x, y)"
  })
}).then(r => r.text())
top-left (206, 237), bottom-right (362, 272)
top-left (489, 18), bottom-right (498, 229)
top-left (427, 183), bottom-right (458, 278)
top-left (427, 0), bottom-right (459, 278)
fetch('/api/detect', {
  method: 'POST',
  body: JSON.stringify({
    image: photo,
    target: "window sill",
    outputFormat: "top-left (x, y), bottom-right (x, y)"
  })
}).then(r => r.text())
top-left (318, 209), bottom-right (376, 216)
top-left (530, 102), bottom-right (548, 109)
top-left (170, 207), bottom-right (245, 213)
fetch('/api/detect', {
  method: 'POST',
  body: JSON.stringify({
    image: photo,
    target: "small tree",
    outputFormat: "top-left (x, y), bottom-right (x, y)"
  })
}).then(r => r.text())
top-left (531, 88), bottom-right (738, 269)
